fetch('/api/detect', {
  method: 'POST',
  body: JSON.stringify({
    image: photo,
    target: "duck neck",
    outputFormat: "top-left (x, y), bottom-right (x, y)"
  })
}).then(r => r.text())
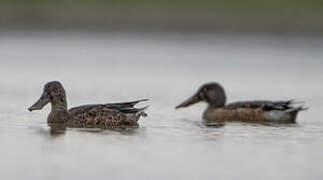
top-left (48, 100), bottom-right (69, 124)
top-left (203, 104), bottom-right (224, 121)
top-left (51, 101), bottom-right (68, 113)
top-left (205, 104), bottom-right (221, 114)
top-left (208, 100), bottom-right (226, 109)
top-left (50, 91), bottom-right (68, 112)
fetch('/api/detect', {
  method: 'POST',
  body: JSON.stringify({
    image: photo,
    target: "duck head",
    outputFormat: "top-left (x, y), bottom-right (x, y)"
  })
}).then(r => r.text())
top-left (28, 81), bottom-right (67, 112)
top-left (176, 82), bottom-right (227, 109)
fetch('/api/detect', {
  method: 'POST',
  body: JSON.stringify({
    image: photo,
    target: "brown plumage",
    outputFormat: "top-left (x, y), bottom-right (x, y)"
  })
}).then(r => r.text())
top-left (28, 81), bottom-right (148, 129)
top-left (176, 82), bottom-right (307, 123)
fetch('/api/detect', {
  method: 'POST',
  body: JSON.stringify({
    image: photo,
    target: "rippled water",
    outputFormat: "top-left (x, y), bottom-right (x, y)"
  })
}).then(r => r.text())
top-left (0, 32), bottom-right (323, 180)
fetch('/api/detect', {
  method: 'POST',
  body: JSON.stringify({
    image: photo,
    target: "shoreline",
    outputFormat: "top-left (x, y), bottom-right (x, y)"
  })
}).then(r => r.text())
top-left (1, 6), bottom-right (322, 35)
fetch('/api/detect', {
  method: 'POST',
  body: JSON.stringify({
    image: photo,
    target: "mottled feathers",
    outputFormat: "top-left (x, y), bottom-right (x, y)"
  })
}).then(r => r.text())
top-left (67, 99), bottom-right (149, 128)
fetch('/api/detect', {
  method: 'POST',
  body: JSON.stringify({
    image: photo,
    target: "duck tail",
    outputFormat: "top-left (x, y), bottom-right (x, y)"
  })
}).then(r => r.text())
top-left (284, 105), bottom-right (307, 123)
top-left (286, 106), bottom-right (308, 113)
top-left (136, 106), bottom-right (149, 117)
top-left (287, 99), bottom-right (308, 106)
top-left (284, 99), bottom-right (307, 112)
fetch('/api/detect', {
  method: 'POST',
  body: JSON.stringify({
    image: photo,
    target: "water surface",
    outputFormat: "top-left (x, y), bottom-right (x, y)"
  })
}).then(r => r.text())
top-left (0, 32), bottom-right (322, 180)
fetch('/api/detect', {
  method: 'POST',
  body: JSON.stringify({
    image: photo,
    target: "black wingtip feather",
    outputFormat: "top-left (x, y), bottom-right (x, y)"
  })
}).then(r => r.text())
top-left (105, 99), bottom-right (149, 108)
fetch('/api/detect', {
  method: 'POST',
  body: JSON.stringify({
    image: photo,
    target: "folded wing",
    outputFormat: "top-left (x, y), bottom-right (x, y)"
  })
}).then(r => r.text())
top-left (226, 100), bottom-right (307, 111)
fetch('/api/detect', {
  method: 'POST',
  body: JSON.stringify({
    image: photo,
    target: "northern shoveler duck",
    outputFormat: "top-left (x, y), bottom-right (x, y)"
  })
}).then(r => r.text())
top-left (28, 81), bottom-right (149, 129)
top-left (176, 82), bottom-right (307, 123)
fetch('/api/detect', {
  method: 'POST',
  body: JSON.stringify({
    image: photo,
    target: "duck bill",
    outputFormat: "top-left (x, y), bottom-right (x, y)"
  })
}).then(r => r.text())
top-left (28, 94), bottom-right (49, 112)
top-left (176, 95), bottom-right (201, 109)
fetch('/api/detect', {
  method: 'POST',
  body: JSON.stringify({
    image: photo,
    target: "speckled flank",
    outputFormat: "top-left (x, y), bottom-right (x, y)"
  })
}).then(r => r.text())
top-left (67, 107), bottom-right (124, 128)
top-left (29, 81), bottom-right (148, 129)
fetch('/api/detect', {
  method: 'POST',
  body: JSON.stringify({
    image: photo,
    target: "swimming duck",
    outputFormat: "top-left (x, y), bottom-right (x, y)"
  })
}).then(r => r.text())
top-left (28, 81), bottom-right (149, 129)
top-left (176, 82), bottom-right (306, 123)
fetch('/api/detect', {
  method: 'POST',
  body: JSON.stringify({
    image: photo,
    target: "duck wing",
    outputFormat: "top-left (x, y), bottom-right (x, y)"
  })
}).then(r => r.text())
top-left (104, 99), bottom-right (149, 108)
top-left (103, 99), bottom-right (149, 115)
top-left (69, 99), bottom-right (148, 113)
top-left (226, 100), bottom-right (306, 111)
top-left (67, 101), bottom-right (149, 128)
top-left (67, 105), bottom-right (126, 128)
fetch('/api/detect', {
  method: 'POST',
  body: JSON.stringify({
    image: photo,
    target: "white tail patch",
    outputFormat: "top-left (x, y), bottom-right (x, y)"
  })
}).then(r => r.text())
top-left (264, 110), bottom-right (291, 122)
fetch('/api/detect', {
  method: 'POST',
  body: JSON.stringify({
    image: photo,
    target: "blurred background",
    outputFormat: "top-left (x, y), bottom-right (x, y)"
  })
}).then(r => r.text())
top-left (0, 0), bottom-right (322, 34)
top-left (1, 1), bottom-right (323, 180)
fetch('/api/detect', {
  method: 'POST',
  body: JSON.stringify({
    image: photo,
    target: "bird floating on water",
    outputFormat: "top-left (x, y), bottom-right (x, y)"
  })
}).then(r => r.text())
top-left (176, 82), bottom-right (307, 124)
top-left (28, 81), bottom-right (149, 129)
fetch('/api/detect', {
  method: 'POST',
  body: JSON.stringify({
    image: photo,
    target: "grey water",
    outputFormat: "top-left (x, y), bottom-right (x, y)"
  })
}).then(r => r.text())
top-left (0, 31), bottom-right (323, 180)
